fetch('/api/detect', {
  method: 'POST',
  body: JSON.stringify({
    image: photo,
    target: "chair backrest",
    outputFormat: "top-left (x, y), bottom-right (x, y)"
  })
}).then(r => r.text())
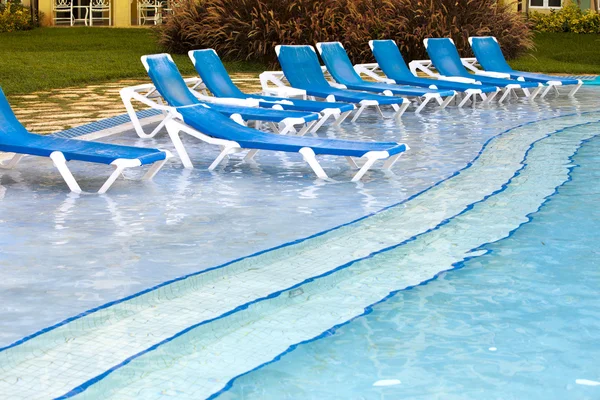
top-left (142, 54), bottom-right (200, 107)
top-left (316, 42), bottom-right (363, 86)
top-left (138, 0), bottom-right (157, 7)
top-left (424, 38), bottom-right (469, 78)
top-left (91, 0), bottom-right (109, 7)
top-left (469, 36), bottom-right (512, 73)
top-left (0, 88), bottom-right (30, 141)
top-left (276, 45), bottom-right (331, 89)
top-left (54, 0), bottom-right (71, 8)
top-left (369, 40), bottom-right (414, 80)
top-left (189, 49), bottom-right (246, 98)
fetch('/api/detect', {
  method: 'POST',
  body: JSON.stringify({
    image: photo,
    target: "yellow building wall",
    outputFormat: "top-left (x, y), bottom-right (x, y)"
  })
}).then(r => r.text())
top-left (113, 0), bottom-right (130, 26)
top-left (39, 0), bottom-right (54, 26)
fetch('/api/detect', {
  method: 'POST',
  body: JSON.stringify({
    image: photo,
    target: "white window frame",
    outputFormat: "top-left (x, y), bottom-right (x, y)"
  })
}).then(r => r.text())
top-left (529, 0), bottom-right (562, 9)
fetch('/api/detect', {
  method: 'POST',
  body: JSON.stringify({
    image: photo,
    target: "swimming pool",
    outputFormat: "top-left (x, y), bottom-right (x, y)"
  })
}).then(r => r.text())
top-left (0, 88), bottom-right (599, 399)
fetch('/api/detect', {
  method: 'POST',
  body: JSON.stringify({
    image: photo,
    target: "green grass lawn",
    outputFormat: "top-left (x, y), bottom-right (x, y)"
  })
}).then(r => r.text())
top-left (0, 27), bottom-right (265, 96)
top-left (511, 32), bottom-right (600, 74)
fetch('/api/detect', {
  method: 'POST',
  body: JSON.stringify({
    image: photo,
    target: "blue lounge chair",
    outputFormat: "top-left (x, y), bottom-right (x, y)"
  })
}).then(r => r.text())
top-left (423, 38), bottom-right (542, 103)
top-left (0, 88), bottom-right (171, 193)
top-left (138, 55), bottom-right (408, 180)
top-left (275, 45), bottom-right (410, 122)
top-left (122, 54), bottom-right (321, 138)
top-left (366, 39), bottom-right (500, 107)
top-left (188, 49), bottom-right (355, 132)
top-left (468, 36), bottom-right (583, 98)
top-left (316, 41), bottom-right (456, 113)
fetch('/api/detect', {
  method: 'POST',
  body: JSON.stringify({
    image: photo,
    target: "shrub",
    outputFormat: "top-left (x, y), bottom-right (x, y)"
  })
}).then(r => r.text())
top-left (0, 0), bottom-right (37, 33)
top-left (529, 3), bottom-right (600, 34)
top-left (156, 0), bottom-right (533, 65)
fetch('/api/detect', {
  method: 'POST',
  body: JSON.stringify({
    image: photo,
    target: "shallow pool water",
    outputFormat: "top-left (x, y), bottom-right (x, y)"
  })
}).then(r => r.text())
top-left (0, 88), bottom-right (599, 399)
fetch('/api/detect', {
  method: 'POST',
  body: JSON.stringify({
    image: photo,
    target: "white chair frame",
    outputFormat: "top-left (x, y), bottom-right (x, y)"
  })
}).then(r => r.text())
top-left (53, 0), bottom-right (74, 26)
top-left (353, 62), bottom-right (497, 108)
top-left (138, 0), bottom-right (161, 25)
top-left (120, 78), bottom-right (318, 140)
top-left (90, 0), bottom-right (111, 26)
top-left (71, 0), bottom-right (90, 26)
top-left (259, 69), bottom-right (410, 121)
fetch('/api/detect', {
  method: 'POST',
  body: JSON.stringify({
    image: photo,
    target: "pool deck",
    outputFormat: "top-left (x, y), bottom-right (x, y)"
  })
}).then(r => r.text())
top-left (7, 73), bottom-right (263, 134)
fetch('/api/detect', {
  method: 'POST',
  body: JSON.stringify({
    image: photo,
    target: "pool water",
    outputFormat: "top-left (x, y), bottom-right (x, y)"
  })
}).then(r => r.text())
top-left (0, 88), bottom-right (599, 399)
top-left (219, 134), bottom-right (600, 400)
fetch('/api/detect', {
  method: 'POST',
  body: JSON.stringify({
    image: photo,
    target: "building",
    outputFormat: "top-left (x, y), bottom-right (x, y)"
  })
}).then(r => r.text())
top-left (502, 0), bottom-right (599, 12)
top-left (37, 0), bottom-right (172, 27)
top-left (33, 0), bottom-right (600, 28)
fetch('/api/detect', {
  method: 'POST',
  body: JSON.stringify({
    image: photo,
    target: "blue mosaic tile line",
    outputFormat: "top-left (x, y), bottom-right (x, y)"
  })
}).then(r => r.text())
top-left (51, 109), bottom-right (161, 139)
top-left (565, 75), bottom-right (599, 80)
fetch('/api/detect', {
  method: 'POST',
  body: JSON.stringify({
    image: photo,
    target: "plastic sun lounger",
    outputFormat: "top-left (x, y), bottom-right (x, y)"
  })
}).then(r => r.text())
top-left (275, 45), bottom-right (410, 122)
top-left (0, 88), bottom-right (171, 194)
top-left (421, 38), bottom-right (543, 103)
top-left (361, 39), bottom-right (500, 108)
top-left (315, 41), bottom-right (456, 113)
top-left (120, 54), bottom-right (321, 139)
top-left (134, 53), bottom-right (409, 181)
top-left (187, 49), bottom-right (355, 132)
top-left (468, 36), bottom-right (583, 98)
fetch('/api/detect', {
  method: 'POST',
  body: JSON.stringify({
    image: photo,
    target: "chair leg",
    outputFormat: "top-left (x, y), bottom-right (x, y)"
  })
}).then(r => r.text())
top-left (244, 149), bottom-right (259, 161)
top-left (299, 147), bottom-right (328, 179)
top-left (351, 157), bottom-right (378, 182)
top-left (298, 121), bottom-right (317, 136)
top-left (98, 165), bottom-right (126, 194)
top-left (569, 81), bottom-right (583, 97)
top-left (458, 93), bottom-right (473, 108)
top-left (440, 94), bottom-right (455, 109)
top-left (498, 88), bottom-right (512, 103)
top-left (50, 152), bottom-right (83, 193)
top-left (142, 157), bottom-right (169, 180)
top-left (208, 144), bottom-right (240, 171)
top-left (345, 156), bottom-right (359, 169)
top-left (541, 85), bottom-right (553, 98)
top-left (351, 104), bottom-right (367, 122)
top-left (278, 121), bottom-right (298, 135)
top-left (308, 115), bottom-right (328, 133)
top-left (165, 120), bottom-right (194, 168)
top-left (0, 154), bottom-right (24, 169)
top-left (415, 96), bottom-right (434, 113)
top-left (382, 153), bottom-right (402, 170)
top-left (333, 110), bottom-right (352, 127)
top-left (393, 102), bottom-right (410, 120)
top-left (529, 86), bottom-right (543, 101)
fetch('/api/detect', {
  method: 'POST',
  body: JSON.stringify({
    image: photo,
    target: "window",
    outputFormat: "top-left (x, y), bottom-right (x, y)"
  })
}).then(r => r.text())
top-left (530, 0), bottom-right (562, 7)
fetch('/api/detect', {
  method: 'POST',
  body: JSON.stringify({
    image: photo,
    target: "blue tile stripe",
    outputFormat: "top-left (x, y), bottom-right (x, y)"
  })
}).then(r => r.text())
top-left (564, 75), bottom-right (598, 80)
top-left (50, 109), bottom-right (161, 139)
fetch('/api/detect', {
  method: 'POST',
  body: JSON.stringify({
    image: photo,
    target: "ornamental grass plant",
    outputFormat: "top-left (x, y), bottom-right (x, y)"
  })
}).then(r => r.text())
top-left (157, 0), bottom-right (533, 65)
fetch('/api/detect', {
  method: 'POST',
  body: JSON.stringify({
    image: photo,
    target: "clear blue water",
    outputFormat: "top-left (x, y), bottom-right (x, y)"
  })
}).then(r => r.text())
top-left (218, 135), bottom-right (600, 399)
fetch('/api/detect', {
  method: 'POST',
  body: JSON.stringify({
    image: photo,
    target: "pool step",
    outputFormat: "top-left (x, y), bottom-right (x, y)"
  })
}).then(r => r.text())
top-left (71, 122), bottom-right (600, 399)
top-left (0, 114), bottom-right (598, 400)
